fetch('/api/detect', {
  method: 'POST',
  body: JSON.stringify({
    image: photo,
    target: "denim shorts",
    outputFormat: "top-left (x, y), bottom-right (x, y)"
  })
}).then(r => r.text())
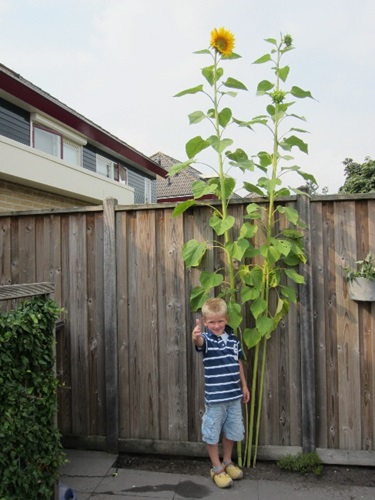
top-left (201, 398), bottom-right (245, 445)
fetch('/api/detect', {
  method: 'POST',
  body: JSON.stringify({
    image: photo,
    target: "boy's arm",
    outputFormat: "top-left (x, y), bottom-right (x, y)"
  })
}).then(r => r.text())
top-left (192, 318), bottom-right (204, 348)
top-left (239, 360), bottom-right (250, 404)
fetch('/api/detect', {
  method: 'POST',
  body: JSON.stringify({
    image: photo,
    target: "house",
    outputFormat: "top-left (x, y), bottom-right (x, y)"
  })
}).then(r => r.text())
top-left (0, 64), bottom-right (166, 212)
top-left (152, 151), bottom-right (208, 203)
top-left (152, 151), bottom-right (244, 202)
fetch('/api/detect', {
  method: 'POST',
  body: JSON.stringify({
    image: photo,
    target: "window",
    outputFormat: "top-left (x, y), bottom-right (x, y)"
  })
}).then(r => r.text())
top-left (34, 125), bottom-right (62, 157)
top-left (31, 113), bottom-right (85, 167)
top-left (144, 178), bottom-right (152, 204)
top-left (96, 154), bottom-right (128, 185)
top-left (115, 164), bottom-right (127, 185)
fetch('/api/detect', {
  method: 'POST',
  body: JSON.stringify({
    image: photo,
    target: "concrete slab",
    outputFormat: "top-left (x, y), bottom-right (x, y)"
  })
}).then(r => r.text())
top-left (58, 449), bottom-right (375, 500)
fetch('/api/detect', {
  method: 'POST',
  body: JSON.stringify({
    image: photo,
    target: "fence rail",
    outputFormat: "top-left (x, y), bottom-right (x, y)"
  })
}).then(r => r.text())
top-left (1, 194), bottom-right (374, 465)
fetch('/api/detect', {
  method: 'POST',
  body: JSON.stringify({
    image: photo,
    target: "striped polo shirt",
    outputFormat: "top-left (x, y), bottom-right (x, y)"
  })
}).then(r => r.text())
top-left (196, 329), bottom-right (244, 404)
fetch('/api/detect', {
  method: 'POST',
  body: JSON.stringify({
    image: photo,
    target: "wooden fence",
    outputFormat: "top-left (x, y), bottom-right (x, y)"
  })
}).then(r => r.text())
top-left (0, 194), bottom-right (374, 465)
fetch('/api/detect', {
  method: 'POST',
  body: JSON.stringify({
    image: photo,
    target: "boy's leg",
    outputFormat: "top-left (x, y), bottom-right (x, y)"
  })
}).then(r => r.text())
top-left (206, 443), bottom-right (221, 468)
top-left (222, 436), bottom-right (235, 463)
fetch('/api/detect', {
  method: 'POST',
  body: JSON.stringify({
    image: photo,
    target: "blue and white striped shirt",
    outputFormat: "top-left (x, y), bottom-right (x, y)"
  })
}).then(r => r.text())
top-left (196, 329), bottom-right (244, 404)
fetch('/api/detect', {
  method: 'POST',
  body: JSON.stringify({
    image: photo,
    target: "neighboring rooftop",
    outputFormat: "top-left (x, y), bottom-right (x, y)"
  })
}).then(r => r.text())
top-left (152, 151), bottom-right (245, 202)
top-left (152, 151), bottom-right (207, 202)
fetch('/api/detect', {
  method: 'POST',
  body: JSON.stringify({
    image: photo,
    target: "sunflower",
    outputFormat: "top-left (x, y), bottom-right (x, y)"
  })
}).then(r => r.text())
top-left (210, 27), bottom-right (235, 57)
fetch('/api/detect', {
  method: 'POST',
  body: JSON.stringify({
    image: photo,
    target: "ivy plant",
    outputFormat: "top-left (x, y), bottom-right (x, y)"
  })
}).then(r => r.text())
top-left (0, 296), bottom-right (65, 499)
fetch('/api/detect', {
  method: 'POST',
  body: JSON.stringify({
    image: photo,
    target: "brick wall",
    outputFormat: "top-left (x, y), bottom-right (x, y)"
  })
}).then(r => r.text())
top-left (0, 180), bottom-right (91, 212)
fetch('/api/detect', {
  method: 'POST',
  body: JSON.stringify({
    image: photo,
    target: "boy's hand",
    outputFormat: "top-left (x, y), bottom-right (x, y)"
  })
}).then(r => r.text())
top-left (192, 319), bottom-right (204, 346)
top-left (242, 385), bottom-right (250, 404)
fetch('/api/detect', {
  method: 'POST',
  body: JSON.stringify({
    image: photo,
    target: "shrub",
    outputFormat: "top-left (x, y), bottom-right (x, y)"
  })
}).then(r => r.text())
top-left (0, 296), bottom-right (66, 499)
top-left (277, 451), bottom-right (323, 476)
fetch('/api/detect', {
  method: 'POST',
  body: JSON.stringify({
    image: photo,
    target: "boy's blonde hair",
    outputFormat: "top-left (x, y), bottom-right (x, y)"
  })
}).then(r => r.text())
top-left (202, 297), bottom-right (227, 318)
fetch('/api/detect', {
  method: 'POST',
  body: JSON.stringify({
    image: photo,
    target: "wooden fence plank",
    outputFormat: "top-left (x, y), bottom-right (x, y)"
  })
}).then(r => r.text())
top-left (103, 198), bottom-right (119, 452)
top-left (117, 211), bottom-right (131, 438)
top-left (68, 214), bottom-right (89, 436)
top-left (157, 209), bottom-right (188, 440)
top-left (127, 209), bottom-right (160, 439)
top-left (310, 200), bottom-right (327, 448)
top-left (335, 201), bottom-right (361, 450)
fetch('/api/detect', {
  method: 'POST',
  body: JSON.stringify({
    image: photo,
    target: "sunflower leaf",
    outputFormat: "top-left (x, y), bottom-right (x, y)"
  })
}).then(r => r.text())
top-left (223, 77), bottom-right (247, 91)
top-left (174, 85), bottom-right (204, 97)
top-left (185, 136), bottom-right (210, 159)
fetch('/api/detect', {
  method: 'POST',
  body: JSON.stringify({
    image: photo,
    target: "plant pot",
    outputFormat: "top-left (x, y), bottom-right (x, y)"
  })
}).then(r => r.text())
top-left (348, 277), bottom-right (375, 301)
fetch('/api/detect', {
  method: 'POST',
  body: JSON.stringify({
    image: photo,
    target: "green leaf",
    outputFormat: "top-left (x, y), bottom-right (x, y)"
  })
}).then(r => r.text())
top-left (188, 110), bottom-right (206, 124)
top-left (194, 49), bottom-right (211, 55)
top-left (253, 53), bottom-right (272, 64)
top-left (265, 245), bottom-right (280, 265)
top-left (280, 285), bottom-right (297, 302)
top-left (240, 222), bottom-right (258, 239)
top-left (200, 271), bottom-right (223, 289)
top-left (258, 151), bottom-right (273, 167)
top-left (222, 177), bottom-right (236, 199)
top-left (167, 159), bottom-right (194, 176)
top-left (225, 238), bottom-right (250, 261)
top-left (277, 205), bottom-right (300, 225)
top-left (243, 182), bottom-right (265, 197)
top-left (190, 287), bottom-right (209, 311)
top-left (186, 136), bottom-right (210, 159)
top-left (256, 316), bottom-right (274, 337)
top-left (220, 90), bottom-right (238, 98)
top-left (172, 200), bottom-right (196, 216)
top-left (181, 239), bottom-right (207, 267)
top-left (281, 135), bottom-right (308, 154)
top-left (202, 65), bottom-right (223, 86)
top-left (226, 149), bottom-right (254, 170)
top-left (277, 65), bottom-right (290, 82)
top-left (218, 107), bottom-right (232, 127)
top-left (246, 202), bottom-right (262, 216)
top-left (207, 135), bottom-right (233, 153)
top-left (264, 38), bottom-right (277, 46)
top-left (209, 214), bottom-right (235, 235)
top-left (250, 297), bottom-right (267, 319)
top-left (243, 327), bottom-right (262, 349)
top-left (192, 180), bottom-right (217, 199)
top-left (256, 80), bottom-right (274, 95)
top-left (241, 285), bottom-right (260, 303)
top-left (290, 86), bottom-right (314, 99)
top-left (223, 77), bottom-right (248, 90)
top-left (174, 84), bottom-right (204, 97)
top-left (227, 301), bottom-right (243, 330)
top-left (224, 51), bottom-right (242, 60)
top-left (274, 239), bottom-right (292, 256)
top-left (284, 268), bottom-right (305, 284)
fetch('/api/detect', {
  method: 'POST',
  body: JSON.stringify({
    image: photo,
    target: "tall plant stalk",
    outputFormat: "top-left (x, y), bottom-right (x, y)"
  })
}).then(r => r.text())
top-left (171, 29), bottom-right (316, 467)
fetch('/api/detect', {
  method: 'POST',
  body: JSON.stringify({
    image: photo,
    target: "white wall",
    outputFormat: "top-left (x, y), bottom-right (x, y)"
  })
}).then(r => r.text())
top-left (0, 135), bottom-right (135, 205)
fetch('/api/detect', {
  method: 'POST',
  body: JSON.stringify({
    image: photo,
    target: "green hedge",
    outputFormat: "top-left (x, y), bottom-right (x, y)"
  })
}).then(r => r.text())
top-left (0, 296), bottom-right (66, 499)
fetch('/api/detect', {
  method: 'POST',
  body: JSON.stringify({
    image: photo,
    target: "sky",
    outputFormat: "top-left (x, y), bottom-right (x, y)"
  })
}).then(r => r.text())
top-left (1, 0), bottom-right (374, 194)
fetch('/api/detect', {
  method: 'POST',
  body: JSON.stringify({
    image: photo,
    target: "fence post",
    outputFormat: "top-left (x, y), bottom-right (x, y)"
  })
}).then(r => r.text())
top-left (297, 193), bottom-right (316, 452)
top-left (103, 197), bottom-right (119, 453)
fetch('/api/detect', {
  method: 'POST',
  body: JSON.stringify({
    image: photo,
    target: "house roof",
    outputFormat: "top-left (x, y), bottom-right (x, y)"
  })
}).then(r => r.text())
top-left (152, 151), bottom-right (244, 202)
top-left (0, 64), bottom-right (166, 179)
top-left (151, 151), bottom-right (204, 201)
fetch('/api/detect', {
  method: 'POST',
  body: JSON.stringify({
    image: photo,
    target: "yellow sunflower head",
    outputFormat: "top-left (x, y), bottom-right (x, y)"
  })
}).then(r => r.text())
top-left (210, 27), bottom-right (235, 57)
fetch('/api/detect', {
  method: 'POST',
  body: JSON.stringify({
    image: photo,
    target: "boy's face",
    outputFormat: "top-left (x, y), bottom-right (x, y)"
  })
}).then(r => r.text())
top-left (202, 312), bottom-right (229, 336)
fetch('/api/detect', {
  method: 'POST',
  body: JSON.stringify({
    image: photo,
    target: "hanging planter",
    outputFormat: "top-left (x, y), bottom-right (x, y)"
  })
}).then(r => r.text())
top-left (348, 277), bottom-right (375, 302)
top-left (344, 253), bottom-right (375, 302)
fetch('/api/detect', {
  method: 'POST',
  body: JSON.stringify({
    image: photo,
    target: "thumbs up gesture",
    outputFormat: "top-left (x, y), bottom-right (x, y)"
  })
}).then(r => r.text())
top-left (192, 318), bottom-right (204, 346)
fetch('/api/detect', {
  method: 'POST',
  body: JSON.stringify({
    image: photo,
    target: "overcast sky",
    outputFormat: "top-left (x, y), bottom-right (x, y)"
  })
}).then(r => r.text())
top-left (1, 0), bottom-right (374, 194)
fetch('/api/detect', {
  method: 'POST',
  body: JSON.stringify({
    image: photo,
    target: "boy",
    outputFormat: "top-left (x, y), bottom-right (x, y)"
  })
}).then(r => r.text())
top-left (192, 297), bottom-right (250, 488)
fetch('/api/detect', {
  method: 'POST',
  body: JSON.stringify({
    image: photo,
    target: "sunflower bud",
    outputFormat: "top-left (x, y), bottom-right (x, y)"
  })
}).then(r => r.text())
top-left (271, 90), bottom-right (286, 104)
top-left (283, 34), bottom-right (293, 47)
